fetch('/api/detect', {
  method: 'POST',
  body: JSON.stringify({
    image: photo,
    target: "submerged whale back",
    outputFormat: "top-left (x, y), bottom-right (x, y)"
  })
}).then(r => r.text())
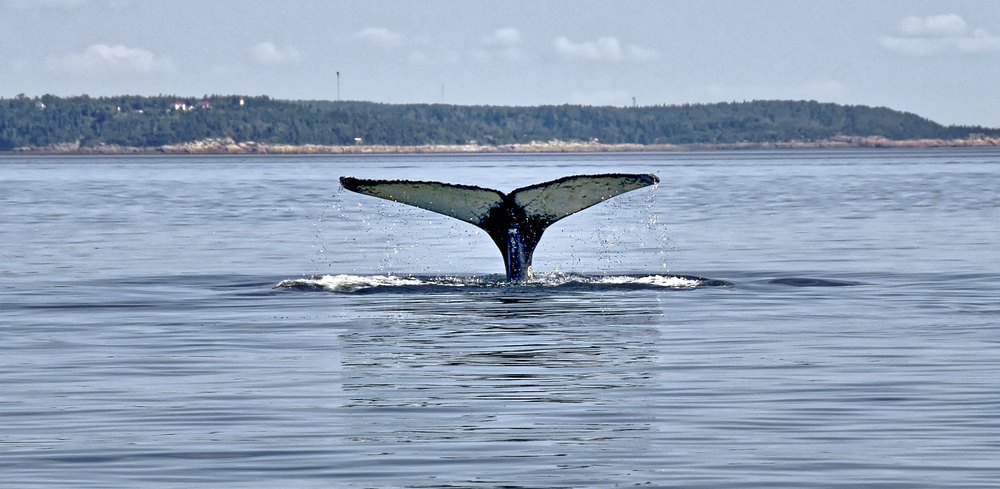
top-left (339, 173), bottom-right (659, 281)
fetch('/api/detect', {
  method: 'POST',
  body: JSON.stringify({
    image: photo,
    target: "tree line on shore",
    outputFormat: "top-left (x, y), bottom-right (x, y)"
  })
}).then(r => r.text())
top-left (2, 93), bottom-right (995, 151)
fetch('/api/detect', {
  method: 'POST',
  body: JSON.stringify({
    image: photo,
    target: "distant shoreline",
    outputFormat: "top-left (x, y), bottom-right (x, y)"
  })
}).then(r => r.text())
top-left (6, 135), bottom-right (1000, 155)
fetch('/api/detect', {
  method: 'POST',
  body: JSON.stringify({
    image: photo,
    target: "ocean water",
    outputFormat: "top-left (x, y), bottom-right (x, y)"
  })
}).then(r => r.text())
top-left (2, 149), bottom-right (999, 488)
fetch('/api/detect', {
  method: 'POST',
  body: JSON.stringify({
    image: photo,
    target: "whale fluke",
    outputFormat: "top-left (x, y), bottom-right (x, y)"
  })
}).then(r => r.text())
top-left (340, 173), bottom-right (659, 281)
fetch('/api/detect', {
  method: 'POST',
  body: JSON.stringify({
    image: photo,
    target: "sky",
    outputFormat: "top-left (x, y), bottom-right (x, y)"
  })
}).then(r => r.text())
top-left (2, 0), bottom-right (999, 128)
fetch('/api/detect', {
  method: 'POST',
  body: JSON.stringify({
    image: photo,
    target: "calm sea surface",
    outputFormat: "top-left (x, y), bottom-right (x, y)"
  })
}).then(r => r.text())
top-left (2, 149), bottom-right (999, 488)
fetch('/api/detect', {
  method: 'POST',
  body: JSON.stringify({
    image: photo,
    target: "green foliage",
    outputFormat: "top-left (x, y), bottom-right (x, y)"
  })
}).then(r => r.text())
top-left (1, 95), bottom-right (995, 150)
top-left (311, 100), bottom-right (997, 145)
top-left (0, 95), bottom-right (438, 149)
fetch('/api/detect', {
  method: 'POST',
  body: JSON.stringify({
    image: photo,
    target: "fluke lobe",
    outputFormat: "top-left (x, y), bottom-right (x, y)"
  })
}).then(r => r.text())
top-left (340, 173), bottom-right (659, 282)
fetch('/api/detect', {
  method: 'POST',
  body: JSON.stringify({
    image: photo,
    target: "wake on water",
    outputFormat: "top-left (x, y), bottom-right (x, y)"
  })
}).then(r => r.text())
top-left (276, 272), bottom-right (731, 293)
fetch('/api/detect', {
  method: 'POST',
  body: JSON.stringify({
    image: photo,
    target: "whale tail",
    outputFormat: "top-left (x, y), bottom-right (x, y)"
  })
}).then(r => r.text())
top-left (340, 173), bottom-right (659, 281)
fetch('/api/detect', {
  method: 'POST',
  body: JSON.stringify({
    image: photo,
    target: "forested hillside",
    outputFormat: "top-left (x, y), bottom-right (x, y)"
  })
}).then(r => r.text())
top-left (309, 100), bottom-right (995, 144)
top-left (2, 94), bottom-right (995, 150)
top-left (0, 95), bottom-right (439, 150)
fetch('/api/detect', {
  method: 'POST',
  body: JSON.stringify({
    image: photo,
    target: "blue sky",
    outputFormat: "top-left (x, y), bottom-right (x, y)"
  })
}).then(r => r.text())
top-left (3, 0), bottom-right (999, 127)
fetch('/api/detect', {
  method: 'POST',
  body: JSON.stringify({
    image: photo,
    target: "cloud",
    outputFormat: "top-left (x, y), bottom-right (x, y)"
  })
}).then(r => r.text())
top-left (485, 27), bottom-right (521, 46)
top-left (47, 44), bottom-right (175, 76)
top-left (357, 27), bottom-right (402, 48)
top-left (252, 42), bottom-right (302, 65)
top-left (555, 36), bottom-right (621, 60)
top-left (569, 89), bottom-right (630, 106)
top-left (625, 44), bottom-right (659, 61)
top-left (554, 36), bottom-right (658, 62)
top-left (476, 27), bottom-right (525, 62)
top-left (901, 14), bottom-right (966, 36)
top-left (882, 14), bottom-right (1000, 55)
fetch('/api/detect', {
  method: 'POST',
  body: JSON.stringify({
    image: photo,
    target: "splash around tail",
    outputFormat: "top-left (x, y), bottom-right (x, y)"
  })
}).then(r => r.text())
top-left (277, 272), bottom-right (730, 293)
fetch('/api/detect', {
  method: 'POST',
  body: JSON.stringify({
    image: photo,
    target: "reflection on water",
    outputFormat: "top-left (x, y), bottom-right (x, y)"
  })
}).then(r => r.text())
top-left (335, 292), bottom-right (662, 485)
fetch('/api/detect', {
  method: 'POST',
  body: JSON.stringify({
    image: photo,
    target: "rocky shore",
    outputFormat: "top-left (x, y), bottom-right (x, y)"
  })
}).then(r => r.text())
top-left (8, 135), bottom-right (1000, 155)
